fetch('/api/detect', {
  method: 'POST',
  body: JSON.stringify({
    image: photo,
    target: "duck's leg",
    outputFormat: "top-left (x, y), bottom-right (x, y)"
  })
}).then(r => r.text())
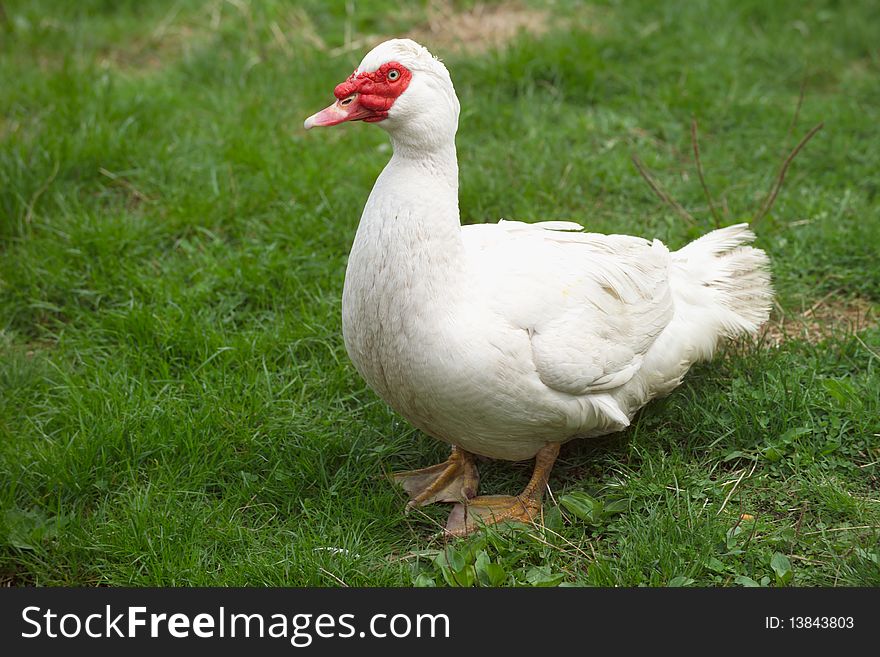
top-left (392, 446), bottom-right (480, 510)
top-left (445, 442), bottom-right (560, 537)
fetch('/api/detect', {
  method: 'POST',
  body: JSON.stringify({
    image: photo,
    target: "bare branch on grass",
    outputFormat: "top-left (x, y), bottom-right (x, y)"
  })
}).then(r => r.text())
top-left (631, 153), bottom-right (696, 226)
top-left (782, 75), bottom-right (808, 156)
top-left (632, 80), bottom-right (821, 232)
top-left (752, 122), bottom-right (824, 227)
top-left (691, 118), bottom-right (721, 228)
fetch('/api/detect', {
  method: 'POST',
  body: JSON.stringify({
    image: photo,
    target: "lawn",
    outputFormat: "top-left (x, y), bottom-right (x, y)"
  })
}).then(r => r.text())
top-left (1, 0), bottom-right (878, 586)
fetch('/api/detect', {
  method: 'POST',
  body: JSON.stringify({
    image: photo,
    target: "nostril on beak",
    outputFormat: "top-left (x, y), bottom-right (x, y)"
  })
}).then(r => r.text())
top-left (339, 95), bottom-right (356, 107)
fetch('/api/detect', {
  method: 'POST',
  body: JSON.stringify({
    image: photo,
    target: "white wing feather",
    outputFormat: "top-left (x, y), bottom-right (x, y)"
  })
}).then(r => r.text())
top-left (463, 220), bottom-right (674, 395)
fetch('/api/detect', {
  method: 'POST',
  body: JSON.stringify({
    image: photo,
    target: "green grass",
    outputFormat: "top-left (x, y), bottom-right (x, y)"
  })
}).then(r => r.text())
top-left (1, 0), bottom-right (878, 586)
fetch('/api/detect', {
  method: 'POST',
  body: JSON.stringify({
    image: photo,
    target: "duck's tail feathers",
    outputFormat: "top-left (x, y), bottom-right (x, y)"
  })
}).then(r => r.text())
top-left (671, 223), bottom-right (773, 346)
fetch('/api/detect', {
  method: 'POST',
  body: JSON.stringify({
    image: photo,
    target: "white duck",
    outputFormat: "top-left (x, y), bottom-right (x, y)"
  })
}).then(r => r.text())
top-left (304, 39), bottom-right (772, 536)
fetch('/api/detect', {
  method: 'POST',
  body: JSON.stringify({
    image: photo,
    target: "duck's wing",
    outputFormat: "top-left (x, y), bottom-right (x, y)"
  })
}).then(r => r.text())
top-left (462, 220), bottom-right (675, 395)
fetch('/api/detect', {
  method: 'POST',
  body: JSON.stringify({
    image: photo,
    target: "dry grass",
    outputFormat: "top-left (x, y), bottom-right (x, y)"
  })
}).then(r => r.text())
top-left (409, 0), bottom-right (550, 54)
top-left (25, 9), bottom-right (212, 74)
top-left (98, 26), bottom-right (202, 72)
top-left (325, 0), bottom-right (602, 59)
top-left (761, 296), bottom-right (877, 347)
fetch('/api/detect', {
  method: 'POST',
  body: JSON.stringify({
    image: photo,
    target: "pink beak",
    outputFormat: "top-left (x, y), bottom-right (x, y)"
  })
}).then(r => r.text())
top-left (303, 94), bottom-right (375, 130)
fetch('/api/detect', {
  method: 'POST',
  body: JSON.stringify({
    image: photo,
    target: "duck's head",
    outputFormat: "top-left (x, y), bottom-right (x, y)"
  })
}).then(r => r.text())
top-left (304, 39), bottom-right (460, 150)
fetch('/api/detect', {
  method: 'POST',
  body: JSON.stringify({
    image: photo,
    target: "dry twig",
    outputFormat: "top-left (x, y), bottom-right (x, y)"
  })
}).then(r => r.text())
top-left (25, 160), bottom-right (60, 224)
top-left (632, 80), bottom-right (821, 232)
top-left (782, 75), bottom-right (808, 157)
top-left (631, 153), bottom-right (696, 226)
top-left (752, 121), bottom-right (824, 226)
top-left (717, 458), bottom-right (759, 515)
top-left (691, 118), bottom-right (721, 228)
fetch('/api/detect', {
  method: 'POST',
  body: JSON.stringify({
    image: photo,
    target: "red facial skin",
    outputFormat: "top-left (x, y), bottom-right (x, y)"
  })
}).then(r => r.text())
top-left (304, 62), bottom-right (413, 129)
top-left (333, 61), bottom-right (413, 123)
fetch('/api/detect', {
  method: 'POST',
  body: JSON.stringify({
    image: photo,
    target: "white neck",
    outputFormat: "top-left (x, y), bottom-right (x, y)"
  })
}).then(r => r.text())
top-left (387, 138), bottom-right (460, 191)
top-left (344, 132), bottom-right (470, 319)
top-left (375, 121), bottom-right (464, 238)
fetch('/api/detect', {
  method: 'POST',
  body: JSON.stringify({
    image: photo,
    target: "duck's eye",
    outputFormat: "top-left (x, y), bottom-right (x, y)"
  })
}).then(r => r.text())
top-left (387, 69), bottom-right (400, 81)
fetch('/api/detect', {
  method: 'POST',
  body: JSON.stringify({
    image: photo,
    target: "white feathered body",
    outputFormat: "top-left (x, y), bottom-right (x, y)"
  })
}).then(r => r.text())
top-left (342, 145), bottom-right (772, 461)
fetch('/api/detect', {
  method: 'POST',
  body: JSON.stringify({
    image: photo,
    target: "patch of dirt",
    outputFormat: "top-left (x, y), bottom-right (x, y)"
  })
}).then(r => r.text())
top-left (760, 295), bottom-right (877, 347)
top-left (97, 21), bottom-right (206, 74)
top-left (328, 0), bottom-right (602, 59)
top-left (0, 116), bottom-right (20, 141)
top-left (104, 2), bottom-right (331, 73)
top-left (409, 0), bottom-right (550, 54)
top-left (843, 56), bottom-right (879, 83)
top-left (0, 567), bottom-right (34, 587)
